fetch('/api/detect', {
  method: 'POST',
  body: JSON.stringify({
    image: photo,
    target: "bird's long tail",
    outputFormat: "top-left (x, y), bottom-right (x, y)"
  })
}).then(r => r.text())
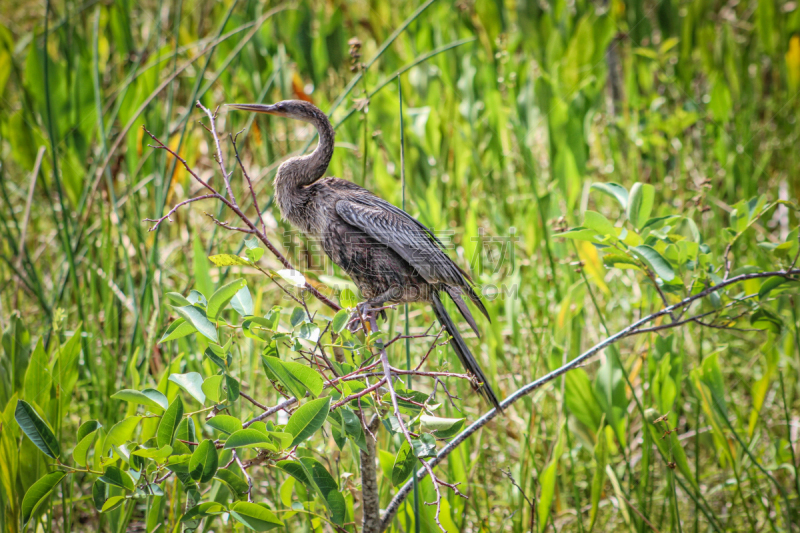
top-left (431, 291), bottom-right (502, 411)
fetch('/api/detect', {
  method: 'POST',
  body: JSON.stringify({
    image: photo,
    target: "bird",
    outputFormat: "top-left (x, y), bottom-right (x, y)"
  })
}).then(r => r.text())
top-left (227, 100), bottom-right (502, 411)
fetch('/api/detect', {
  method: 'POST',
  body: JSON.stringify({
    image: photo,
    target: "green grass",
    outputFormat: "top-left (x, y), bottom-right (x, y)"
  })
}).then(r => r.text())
top-left (1, 0), bottom-right (800, 531)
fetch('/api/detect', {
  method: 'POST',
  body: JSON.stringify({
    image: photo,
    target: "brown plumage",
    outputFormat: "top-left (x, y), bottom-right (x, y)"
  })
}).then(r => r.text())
top-left (228, 100), bottom-right (502, 410)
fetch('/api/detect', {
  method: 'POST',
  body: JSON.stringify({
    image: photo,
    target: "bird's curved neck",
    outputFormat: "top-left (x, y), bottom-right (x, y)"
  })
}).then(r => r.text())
top-left (275, 109), bottom-right (335, 191)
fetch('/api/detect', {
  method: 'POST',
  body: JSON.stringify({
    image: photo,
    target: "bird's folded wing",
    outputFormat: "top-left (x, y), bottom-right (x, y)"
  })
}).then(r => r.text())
top-left (334, 198), bottom-right (465, 286)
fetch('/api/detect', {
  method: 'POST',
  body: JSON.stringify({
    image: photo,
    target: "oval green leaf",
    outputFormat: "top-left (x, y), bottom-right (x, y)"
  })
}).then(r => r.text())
top-left (215, 468), bottom-right (251, 498)
top-left (627, 183), bottom-right (655, 230)
top-left (168, 373), bottom-right (206, 404)
top-left (285, 397), bottom-right (331, 447)
top-left (157, 396), bottom-right (184, 448)
top-left (22, 472), bottom-right (66, 526)
top-left (111, 388), bottom-right (168, 412)
top-left (189, 439), bottom-right (218, 483)
top-left (159, 318), bottom-right (197, 344)
top-left (630, 245), bottom-right (675, 281)
top-left (99, 465), bottom-right (135, 491)
top-left (102, 416), bottom-right (142, 455)
top-left (224, 429), bottom-right (278, 451)
top-left (229, 501), bottom-right (284, 531)
top-left (590, 182), bottom-right (629, 209)
top-left (206, 415), bottom-right (243, 435)
top-left (231, 285), bottom-right (254, 316)
top-left (171, 305), bottom-right (218, 343)
top-left (207, 279), bottom-right (247, 319)
top-left (15, 400), bottom-right (60, 459)
top-left (391, 441), bottom-right (415, 486)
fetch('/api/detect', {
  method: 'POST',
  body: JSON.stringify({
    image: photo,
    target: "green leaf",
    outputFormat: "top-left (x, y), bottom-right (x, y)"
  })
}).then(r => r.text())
top-left (331, 310), bottom-right (349, 333)
top-left (181, 502), bottom-right (228, 522)
top-left (589, 424), bottom-right (608, 531)
top-left (215, 468), bottom-right (251, 499)
top-left (256, 307), bottom-right (282, 331)
top-left (391, 441), bottom-right (415, 486)
top-left (24, 339), bottom-right (51, 410)
top-left (208, 254), bottom-right (253, 267)
top-left (202, 375), bottom-right (224, 404)
top-left (300, 457), bottom-right (346, 525)
top-left (340, 408), bottom-right (367, 451)
top-left (207, 279), bottom-right (247, 319)
top-left (224, 429), bottom-right (278, 451)
top-left (231, 285), bottom-right (254, 316)
top-left (590, 182), bottom-right (628, 209)
top-left (538, 427), bottom-right (564, 530)
top-left (159, 318), bottom-right (197, 344)
top-left (157, 396), bottom-right (184, 448)
top-left (189, 439), bottom-right (218, 483)
top-left (583, 211), bottom-right (616, 237)
top-left (339, 288), bottom-right (358, 309)
top-left (627, 183), bottom-right (655, 229)
top-left (131, 445), bottom-right (173, 459)
top-left (630, 245), bottom-right (675, 281)
top-left (14, 400), bottom-right (60, 459)
top-left (554, 227), bottom-right (601, 242)
top-left (111, 388), bottom-right (169, 412)
top-left (100, 495), bottom-right (126, 513)
top-left (268, 431), bottom-right (293, 449)
top-left (22, 472), bottom-right (66, 527)
top-left (92, 480), bottom-right (108, 511)
top-left (285, 397), bottom-right (331, 447)
top-left (169, 373), bottom-right (206, 404)
top-left (381, 388), bottom-right (429, 416)
top-left (73, 424), bottom-right (101, 467)
top-left (166, 292), bottom-right (192, 306)
top-left (261, 356), bottom-right (324, 399)
top-left (245, 248), bottom-right (265, 262)
top-left (77, 420), bottom-right (102, 442)
top-left (750, 308), bottom-right (783, 334)
top-left (229, 501), bottom-right (284, 531)
top-left (410, 434), bottom-right (437, 458)
top-left (193, 235), bottom-right (214, 296)
top-left (276, 269), bottom-right (306, 287)
top-left (297, 323), bottom-right (320, 342)
top-left (206, 415), bottom-right (243, 435)
top-left (758, 276), bottom-right (787, 300)
top-left (172, 305), bottom-right (218, 343)
top-left (290, 307), bottom-right (307, 327)
top-left (100, 466), bottom-right (135, 491)
top-left (276, 460), bottom-right (312, 486)
top-left (102, 416), bottom-right (142, 455)
top-left (419, 415), bottom-right (465, 439)
top-left (204, 346), bottom-right (230, 371)
top-left (225, 374), bottom-right (241, 403)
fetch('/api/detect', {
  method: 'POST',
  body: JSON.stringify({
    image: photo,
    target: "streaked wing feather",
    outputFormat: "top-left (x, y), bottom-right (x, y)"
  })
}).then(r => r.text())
top-left (335, 199), bottom-right (463, 286)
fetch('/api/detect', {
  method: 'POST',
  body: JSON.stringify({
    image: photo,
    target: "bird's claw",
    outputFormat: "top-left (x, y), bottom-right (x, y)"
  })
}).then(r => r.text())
top-left (346, 302), bottom-right (387, 333)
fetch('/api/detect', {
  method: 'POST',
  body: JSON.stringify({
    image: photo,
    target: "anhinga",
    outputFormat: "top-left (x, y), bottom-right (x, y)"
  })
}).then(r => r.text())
top-left (228, 100), bottom-right (501, 410)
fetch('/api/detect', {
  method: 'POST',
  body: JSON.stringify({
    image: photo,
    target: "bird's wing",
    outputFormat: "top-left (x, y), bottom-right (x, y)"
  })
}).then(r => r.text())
top-left (334, 196), bottom-right (466, 287)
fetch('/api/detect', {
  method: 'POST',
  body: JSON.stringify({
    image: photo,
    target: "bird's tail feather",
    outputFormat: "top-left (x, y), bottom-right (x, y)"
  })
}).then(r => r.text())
top-left (431, 292), bottom-right (502, 411)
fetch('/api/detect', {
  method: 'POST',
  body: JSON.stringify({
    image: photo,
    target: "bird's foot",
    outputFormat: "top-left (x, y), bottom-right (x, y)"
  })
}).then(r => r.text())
top-left (347, 302), bottom-right (388, 333)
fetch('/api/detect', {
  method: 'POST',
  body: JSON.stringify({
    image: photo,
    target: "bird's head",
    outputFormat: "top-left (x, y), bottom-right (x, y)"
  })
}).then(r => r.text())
top-left (226, 100), bottom-right (324, 123)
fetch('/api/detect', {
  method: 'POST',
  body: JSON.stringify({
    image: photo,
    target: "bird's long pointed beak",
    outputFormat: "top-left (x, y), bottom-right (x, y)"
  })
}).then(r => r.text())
top-left (225, 103), bottom-right (279, 115)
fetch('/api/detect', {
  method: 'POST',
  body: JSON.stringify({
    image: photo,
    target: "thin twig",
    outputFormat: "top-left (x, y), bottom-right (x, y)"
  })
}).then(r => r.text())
top-left (144, 194), bottom-right (219, 231)
top-left (233, 450), bottom-right (254, 502)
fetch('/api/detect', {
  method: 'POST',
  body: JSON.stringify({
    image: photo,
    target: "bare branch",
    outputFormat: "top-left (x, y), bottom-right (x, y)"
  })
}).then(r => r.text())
top-left (231, 131), bottom-right (268, 234)
top-left (143, 194), bottom-right (219, 231)
top-left (198, 102), bottom-right (239, 209)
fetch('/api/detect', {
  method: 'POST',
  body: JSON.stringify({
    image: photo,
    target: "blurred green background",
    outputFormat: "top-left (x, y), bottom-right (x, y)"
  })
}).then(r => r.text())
top-left (2, 0), bottom-right (800, 531)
